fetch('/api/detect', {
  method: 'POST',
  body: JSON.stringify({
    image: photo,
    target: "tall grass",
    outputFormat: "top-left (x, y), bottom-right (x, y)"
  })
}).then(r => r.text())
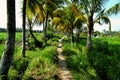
top-left (62, 37), bottom-right (120, 80)
top-left (0, 32), bottom-right (59, 79)
top-left (8, 45), bottom-right (58, 80)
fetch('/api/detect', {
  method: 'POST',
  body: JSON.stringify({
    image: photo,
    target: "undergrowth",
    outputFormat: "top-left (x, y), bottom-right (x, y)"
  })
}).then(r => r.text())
top-left (62, 38), bottom-right (120, 80)
top-left (8, 46), bottom-right (58, 80)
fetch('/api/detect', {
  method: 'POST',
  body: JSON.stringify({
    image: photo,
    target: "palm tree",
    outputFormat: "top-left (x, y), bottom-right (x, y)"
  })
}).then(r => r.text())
top-left (27, 17), bottom-right (43, 48)
top-left (42, 0), bottom-right (65, 45)
top-left (0, 0), bottom-right (16, 79)
top-left (25, 0), bottom-right (64, 45)
top-left (26, 0), bottom-right (44, 48)
top-left (22, 0), bottom-right (27, 57)
top-left (105, 2), bottom-right (120, 34)
top-left (52, 2), bottom-right (85, 47)
top-left (99, 16), bottom-right (111, 35)
top-left (74, 0), bottom-right (109, 50)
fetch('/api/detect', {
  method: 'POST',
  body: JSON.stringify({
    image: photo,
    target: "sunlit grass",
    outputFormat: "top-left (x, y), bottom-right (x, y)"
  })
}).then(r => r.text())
top-left (62, 37), bottom-right (120, 80)
top-left (8, 44), bottom-right (58, 79)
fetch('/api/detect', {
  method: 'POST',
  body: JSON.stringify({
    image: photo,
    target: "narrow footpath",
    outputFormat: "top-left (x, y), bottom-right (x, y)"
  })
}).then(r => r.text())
top-left (57, 38), bottom-right (73, 80)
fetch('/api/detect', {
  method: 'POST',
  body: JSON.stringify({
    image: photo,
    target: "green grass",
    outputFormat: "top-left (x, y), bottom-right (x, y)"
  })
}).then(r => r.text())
top-left (7, 46), bottom-right (58, 80)
top-left (0, 32), bottom-right (59, 80)
top-left (62, 37), bottom-right (120, 80)
top-left (1, 32), bottom-right (120, 80)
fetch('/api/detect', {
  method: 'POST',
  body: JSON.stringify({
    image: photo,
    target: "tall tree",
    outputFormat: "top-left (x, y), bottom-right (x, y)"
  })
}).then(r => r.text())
top-left (22, 0), bottom-right (27, 57)
top-left (26, 0), bottom-right (44, 47)
top-left (105, 2), bottom-right (120, 34)
top-left (52, 2), bottom-right (85, 47)
top-left (0, 0), bottom-right (16, 79)
top-left (42, 0), bottom-right (65, 45)
top-left (74, 0), bottom-right (109, 50)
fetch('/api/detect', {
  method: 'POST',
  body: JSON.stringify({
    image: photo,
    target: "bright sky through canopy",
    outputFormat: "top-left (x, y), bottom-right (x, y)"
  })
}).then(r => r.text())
top-left (0, 0), bottom-right (120, 32)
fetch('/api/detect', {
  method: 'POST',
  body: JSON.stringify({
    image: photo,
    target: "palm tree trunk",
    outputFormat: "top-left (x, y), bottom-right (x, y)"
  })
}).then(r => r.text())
top-left (50, 25), bottom-right (53, 38)
top-left (71, 25), bottom-right (74, 47)
top-left (22, 0), bottom-right (26, 57)
top-left (0, 0), bottom-right (16, 79)
top-left (29, 25), bottom-right (42, 48)
top-left (86, 15), bottom-right (93, 50)
top-left (43, 12), bottom-right (48, 45)
top-left (76, 29), bottom-right (80, 42)
top-left (109, 22), bottom-right (111, 37)
top-left (86, 30), bottom-right (92, 50)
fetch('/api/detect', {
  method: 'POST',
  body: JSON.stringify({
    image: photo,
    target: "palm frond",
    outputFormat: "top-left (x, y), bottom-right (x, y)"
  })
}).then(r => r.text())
top-left (105, 2), bottom-right (120, 16)
top-left (94, 9), bottom-right (105, 24)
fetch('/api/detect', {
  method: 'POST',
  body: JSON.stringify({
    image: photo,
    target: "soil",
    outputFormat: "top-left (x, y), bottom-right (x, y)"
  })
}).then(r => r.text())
top-left (57, 38), bottom-right (73, 80)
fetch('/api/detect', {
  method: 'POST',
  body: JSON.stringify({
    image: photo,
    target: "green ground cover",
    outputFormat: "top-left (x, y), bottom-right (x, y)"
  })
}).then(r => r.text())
top-left (0, 32), bottom-right (120, 79)
top-left (62, 37), bottom-right (120, 80)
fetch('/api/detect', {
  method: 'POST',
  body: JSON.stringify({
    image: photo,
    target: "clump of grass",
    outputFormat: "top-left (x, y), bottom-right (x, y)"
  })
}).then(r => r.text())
top-left (62, 42), bottom-right (97, 80)
top-left (23, 46), bottom-right (57, 80)
top-left (62, 37), bottom-right (120, 80)
top-left (88, 39), bottom-right (120, 79)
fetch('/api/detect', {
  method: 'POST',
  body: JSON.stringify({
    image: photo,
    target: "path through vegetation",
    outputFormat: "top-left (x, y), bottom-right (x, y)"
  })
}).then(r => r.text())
top-left (57, 38), bottom-right (73, 80)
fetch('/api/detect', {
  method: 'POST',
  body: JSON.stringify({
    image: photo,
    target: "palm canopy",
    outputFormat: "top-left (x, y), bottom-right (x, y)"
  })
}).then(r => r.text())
top-left (52, 3), bottom-right (86, 33)
top-left (105, 2), bottom-right (120, 16)
top-left (26, 0), bottom-right (45, 24)
top-left (71, 0), bottom-right (110, 50)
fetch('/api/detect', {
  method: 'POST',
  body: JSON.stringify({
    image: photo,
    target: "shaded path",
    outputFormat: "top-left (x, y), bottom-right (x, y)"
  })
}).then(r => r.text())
top-left (57, 38), bottom-right (73, 80)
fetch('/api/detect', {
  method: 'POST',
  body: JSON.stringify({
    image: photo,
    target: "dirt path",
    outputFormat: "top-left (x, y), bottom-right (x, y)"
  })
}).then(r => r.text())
top-left (57, 38), bottom-right (73, 80)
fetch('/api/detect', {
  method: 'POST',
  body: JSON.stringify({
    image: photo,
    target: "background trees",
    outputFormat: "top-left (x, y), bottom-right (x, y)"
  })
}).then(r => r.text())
top-left (0, 0), bottom-right (120, 79)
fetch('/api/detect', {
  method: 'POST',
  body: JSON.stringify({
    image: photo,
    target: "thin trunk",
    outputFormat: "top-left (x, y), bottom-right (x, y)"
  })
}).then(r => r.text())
top-left (86, 15), bottom-right (93, 50)
top-left (29, 25), bottom-right (42, 48)
top-left (0, 0), bottom-right (16, 79)
top-left (29, 23), bottom-right (37, 41)
top-left (109, 22), bottom-right (111, 37)
top-left (50, 16), bottom-right (53, 38)
top-left (86, 31), bottom-right (92, 50)
top-left (22, 0), bottom-right (26, 57)
top-left (71, 25), bottom-right (74, 47)
top-left (50, 25), bottom-right (53, 38)
top-left (76, 29), bottom-right (80, 42)
top-left (43, 12), bottom-right (48, 45)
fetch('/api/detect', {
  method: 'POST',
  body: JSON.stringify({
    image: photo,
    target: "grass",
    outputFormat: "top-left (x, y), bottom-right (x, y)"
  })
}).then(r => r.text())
top-left (62, 37), bottom-right (120, 80)
top-left (7, 46), bottom-right (58, 80)
top-left (0, 32), bottom-right (120, 79)
top-left (0, 32), bottom-right (59, 80)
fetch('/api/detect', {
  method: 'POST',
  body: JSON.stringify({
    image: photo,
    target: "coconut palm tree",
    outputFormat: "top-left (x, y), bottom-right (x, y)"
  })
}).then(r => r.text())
top-left (26, 0), bottom-right (44, 48)
top-left (25, 0), bottom-right (64, 45)
top-left (42, 0), bottom-right (65, 45)
top-left (52, 2), bottom-right (85, 47)
top-left (105, 2), bottom-right (120, 34)
top-left (0, 0), bottom-right (16, 79)
top-left (22, 0), bottom-right (27, 57)
top-left (73, 0), bottom-right (109, 50)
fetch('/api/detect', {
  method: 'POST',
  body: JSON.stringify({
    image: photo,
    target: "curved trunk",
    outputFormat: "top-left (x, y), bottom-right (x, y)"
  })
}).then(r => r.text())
top-left (22, 0), bottom-right (26, 57)
top-left (29, 26), bottom-right (42, 48)
top-left (0, 0), bottom-right (16, 79)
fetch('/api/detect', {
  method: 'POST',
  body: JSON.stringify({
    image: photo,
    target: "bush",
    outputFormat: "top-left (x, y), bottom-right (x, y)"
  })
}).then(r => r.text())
top-left (23, 46), bottom-right (57, 80)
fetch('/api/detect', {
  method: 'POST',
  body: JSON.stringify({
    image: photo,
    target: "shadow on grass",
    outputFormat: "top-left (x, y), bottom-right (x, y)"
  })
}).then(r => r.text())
top-left (87, 40), bottom-right (120, 80)
top-left (62, 48), bottom-right (77, 56)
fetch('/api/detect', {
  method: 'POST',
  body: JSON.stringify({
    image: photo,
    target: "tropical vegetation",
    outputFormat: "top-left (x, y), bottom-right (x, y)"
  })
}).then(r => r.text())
top-left (0, 0), bottom-right (120, 79)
